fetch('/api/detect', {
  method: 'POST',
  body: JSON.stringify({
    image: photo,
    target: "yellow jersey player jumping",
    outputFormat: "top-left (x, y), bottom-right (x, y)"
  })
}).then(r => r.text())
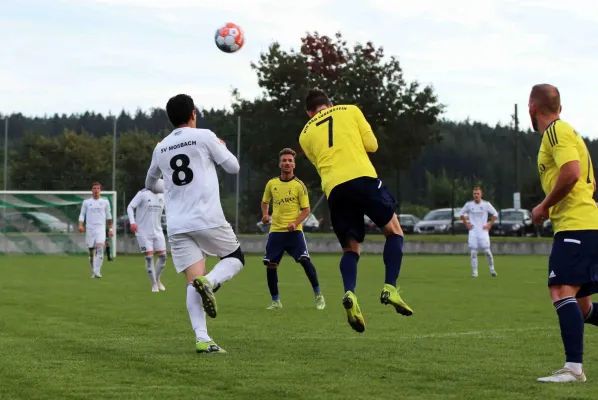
top-left (298, 88), bottom-right (413, 333)
top-left (261, 148), bottom-right (325, 311)
top-left (530, 84), bottom-right (598, 383)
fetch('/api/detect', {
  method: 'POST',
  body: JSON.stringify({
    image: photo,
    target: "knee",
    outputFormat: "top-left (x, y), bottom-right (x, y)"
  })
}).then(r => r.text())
top-left (577, 296), bottom-right (592, 318)
top-left (343, 239), bottom-right (360, 255)
top-left (222, 246), bottom-right (245, 266)
top-left (382, 214), bottom-right (403, 236)
top-left (470, 249), bottom-right (478, 258)
top-left (266, 263), bottom-right (278, 270)
top-left (299, 257), bottom-right (312, 268)
top-left (549, 285), bottom-right (579, 302)
top-left (158, 253), bottom-right (167, 260)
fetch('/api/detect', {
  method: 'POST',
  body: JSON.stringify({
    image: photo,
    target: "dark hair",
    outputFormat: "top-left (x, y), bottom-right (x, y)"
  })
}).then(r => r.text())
top-left (91, 182), bottom-right (102, 189)
top-left (305, 88), bottom-right (331, 112)
top-left (473, 187), bottom-right (482, 192)
top-left (530, 84), bottom-right (561, 114)
top-left (166, 94), bottom-right (195, 127)
top-left (279, 148), bottom-right (296, 159)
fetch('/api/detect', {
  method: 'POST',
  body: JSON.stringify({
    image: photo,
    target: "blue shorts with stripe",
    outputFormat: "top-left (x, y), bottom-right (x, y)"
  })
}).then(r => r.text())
top-left (263, 231), bottom-right (310, 266)
top-left (548, 230), bottom-right (598, 298)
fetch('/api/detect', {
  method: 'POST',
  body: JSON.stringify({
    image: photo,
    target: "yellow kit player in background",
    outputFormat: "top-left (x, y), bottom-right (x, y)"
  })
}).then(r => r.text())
top-left (261, 148), bottom-right (325, 310)
top-left (298, 88), bottom-right (413, 333)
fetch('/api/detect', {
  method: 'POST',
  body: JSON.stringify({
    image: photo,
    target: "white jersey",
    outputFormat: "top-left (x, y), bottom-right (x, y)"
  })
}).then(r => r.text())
top-left (459, 200), bottom-right (498, 231)
top-left (146, 127), bottom-right (236, 236)
top-left (79, 197), bottom-right (112, 229)
top-left (127, 189), bottom-right (164, 237)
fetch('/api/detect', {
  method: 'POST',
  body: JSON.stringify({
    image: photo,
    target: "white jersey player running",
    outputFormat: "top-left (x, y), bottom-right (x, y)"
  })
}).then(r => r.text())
top-left (78, 182), bottom-right (113, 278)
top-left (145, 94), bottom-right (245, 355)
top-left (459, 187), bottom-right (499, 278)
top-left (127, 184), bottom-right (168, 293)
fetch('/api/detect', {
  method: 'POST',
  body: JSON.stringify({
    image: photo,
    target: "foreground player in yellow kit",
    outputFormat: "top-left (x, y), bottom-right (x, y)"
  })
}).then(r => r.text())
top-left (261, 148), bottom-right (325, 310)
top-left (530, 84), bottom-right (598, 383)
top-left (298, 89), bottom-right (413, 333)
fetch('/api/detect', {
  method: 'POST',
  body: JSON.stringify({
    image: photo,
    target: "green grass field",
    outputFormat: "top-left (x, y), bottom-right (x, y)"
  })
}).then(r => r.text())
top-left (241, 232), bottom-right (554, 243)
top-left (1, 254), bottom-right (596, 400)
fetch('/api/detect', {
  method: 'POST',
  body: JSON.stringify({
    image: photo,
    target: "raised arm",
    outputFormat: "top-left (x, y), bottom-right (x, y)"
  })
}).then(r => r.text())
top-left (206, 132), bottom-right (240, 174)
top-left (354, 106), bottom-right (378, 153)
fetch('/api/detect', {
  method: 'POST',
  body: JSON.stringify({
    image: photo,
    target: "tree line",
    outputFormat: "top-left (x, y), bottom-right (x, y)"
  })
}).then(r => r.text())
top-left (0, 32), bottom-right (595, 231)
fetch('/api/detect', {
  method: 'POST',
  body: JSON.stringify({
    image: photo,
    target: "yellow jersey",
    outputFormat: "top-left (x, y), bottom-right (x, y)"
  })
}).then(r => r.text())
top-left (299, 104), bottom-right (378, 197)
top-left (262, 176), bottom-right (310, 232)
top-left (537, 119), bottom-right (598, 233)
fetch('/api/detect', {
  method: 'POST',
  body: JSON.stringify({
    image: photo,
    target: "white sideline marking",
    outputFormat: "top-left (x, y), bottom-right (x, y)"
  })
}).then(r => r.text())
top-left (0, 327), bottom-right (552, 344)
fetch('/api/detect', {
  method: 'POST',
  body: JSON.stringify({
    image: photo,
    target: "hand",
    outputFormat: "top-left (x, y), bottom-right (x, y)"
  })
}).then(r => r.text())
top-left (532, 203), bottom-right (549, 225)
top-left (483, 223), bottom-right (491, 231)
top-left (465, 222), bottom-right (473, 230)
top-left (261, 215), bottom-right (270, 224)
top-left (130, 223), bottom-right (138, 233)
top-left (287, 222), bottom-right (297, 232)
top-left (79, 225), bottom-right (85, 233)
top-left (108, 229), bottom-right (114, 237)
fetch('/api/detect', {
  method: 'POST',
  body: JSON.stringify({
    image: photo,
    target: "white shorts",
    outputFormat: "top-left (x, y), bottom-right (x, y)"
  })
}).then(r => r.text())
top-left (86, 228), bottom-right (106, 248)
top-left (468, 230), bottom-right (490, 250)
top-left (136, 234), bottom-right (167, 253)
top-left (169, 224), bottom-right (240, 274)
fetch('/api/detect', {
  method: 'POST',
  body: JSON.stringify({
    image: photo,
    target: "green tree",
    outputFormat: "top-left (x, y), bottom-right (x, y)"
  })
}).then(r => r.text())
top-left (10, 131), bottom-right (112, 190)
top-left (116, 130), bottom-right (163, 199)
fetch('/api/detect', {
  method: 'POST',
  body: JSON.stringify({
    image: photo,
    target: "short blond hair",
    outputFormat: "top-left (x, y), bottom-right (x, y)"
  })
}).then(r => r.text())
top-left (279, 148), bottom-right (296, 159)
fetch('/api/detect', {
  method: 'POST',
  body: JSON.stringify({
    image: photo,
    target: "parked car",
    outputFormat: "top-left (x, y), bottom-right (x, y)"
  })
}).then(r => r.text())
top-left (414, 208), bottom-right (466, 234)
top-left (0, 211), bottom-right (70, 233)
top-left (256, 213), bottom-right (320, 234)
top-left (490, 208), bottom-right (540, 237)
top-left (542, 219), bottom-right (554, 237)
top-left (398, 214), bottom-right (420, 234)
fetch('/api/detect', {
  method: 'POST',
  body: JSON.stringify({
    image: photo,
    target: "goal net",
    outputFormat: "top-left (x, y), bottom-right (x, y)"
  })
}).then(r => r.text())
top-left (0, 191), bottom-right (118, 257)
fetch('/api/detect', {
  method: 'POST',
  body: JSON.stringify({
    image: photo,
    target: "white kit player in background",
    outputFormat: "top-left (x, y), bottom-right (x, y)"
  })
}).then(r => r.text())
top-left (78, 182), bottom-right (113, 278)
top-left (127, 182), bottom-right (168, 293)
top-left (145, 94), bottom-right (245, 355)
top-left (459, 187), bottom-right (499, 278)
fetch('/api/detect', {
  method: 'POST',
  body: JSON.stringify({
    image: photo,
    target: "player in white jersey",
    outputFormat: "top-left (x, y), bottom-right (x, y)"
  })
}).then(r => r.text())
top-left (78, 182), bottom-right (113, 278)
top-left (459, 187), bottom-right (499, 277)
top-left (127, 182), bottom-right (168, 293)
top-left (145, 94), bottom-right (245, 354)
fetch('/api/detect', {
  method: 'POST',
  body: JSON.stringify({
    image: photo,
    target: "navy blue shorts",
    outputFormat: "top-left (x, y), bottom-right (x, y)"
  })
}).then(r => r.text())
top-left (548, 230), bottom-right (598, 298)
top-left (263, 231), bottom-right (310, 266)
top-left (327, 177), bottom-right (396, 248)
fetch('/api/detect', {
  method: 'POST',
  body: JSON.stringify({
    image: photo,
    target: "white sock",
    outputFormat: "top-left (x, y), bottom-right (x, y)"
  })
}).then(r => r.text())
top-left (565, 362), bottom-right (583, 375)
top-left (94, 246), bottom-right (104, 274)
top-left (484, 249), bottom-right (495, 272)
top-left (186, 284), bottom-right (211, 342)
top-left (205, 257), bottom-right (243, 287)
top-left (470, 250), bottom-right (478, 275)
top-left (155, 254), bottom-right (167, 281)
top-left (145, 256), bottom-right (157, 285)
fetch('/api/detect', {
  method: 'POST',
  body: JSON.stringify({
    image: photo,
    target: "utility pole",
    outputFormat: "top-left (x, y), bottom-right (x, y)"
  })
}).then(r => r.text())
top-left (512, 104), bottom-right (522, 208)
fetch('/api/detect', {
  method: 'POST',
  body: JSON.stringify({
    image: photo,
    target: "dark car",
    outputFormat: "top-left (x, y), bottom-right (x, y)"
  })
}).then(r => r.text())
top-left (490, 208), bottom-right (540, 237)
top-left (414, 208), bottom-right (467, 234)
top-left (398, 214), bottom-right (420, 234)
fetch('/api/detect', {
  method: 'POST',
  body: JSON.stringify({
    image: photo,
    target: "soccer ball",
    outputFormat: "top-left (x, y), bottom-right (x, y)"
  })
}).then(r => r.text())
top-left (214, 22), bottom-right (245, 53)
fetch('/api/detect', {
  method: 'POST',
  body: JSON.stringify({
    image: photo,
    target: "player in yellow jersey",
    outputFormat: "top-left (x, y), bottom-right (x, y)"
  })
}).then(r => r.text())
top-left (299, 89), bottom-right (413, 333)
top-left (261, 148), bottom-right (326, 311)
top-left (529, 84), bottom-right (598, 383)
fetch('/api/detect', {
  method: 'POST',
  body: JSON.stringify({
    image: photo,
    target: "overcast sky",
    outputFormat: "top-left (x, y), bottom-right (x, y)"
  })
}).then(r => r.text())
top-left (2, 0), bottom-right (597, 137)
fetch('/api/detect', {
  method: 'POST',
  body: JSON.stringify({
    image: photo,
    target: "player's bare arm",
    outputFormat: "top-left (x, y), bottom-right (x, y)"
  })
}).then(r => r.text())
top-left (484, 215), bottom-right (497, 230)
top-left (261, 201), bottom-right (270, 224)
top-left (107, 219), bottom-right (114, 237)
top-left (289, 207), bottom-right (310, 232)
top-left (532, 160), bottom-right (581, 224)
top-left (460, 214), bottom-right (472, 230)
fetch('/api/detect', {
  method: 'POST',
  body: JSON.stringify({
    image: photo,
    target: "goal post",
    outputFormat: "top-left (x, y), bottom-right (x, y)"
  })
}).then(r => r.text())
top-left (0, 191), bottom-right (118, 257)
